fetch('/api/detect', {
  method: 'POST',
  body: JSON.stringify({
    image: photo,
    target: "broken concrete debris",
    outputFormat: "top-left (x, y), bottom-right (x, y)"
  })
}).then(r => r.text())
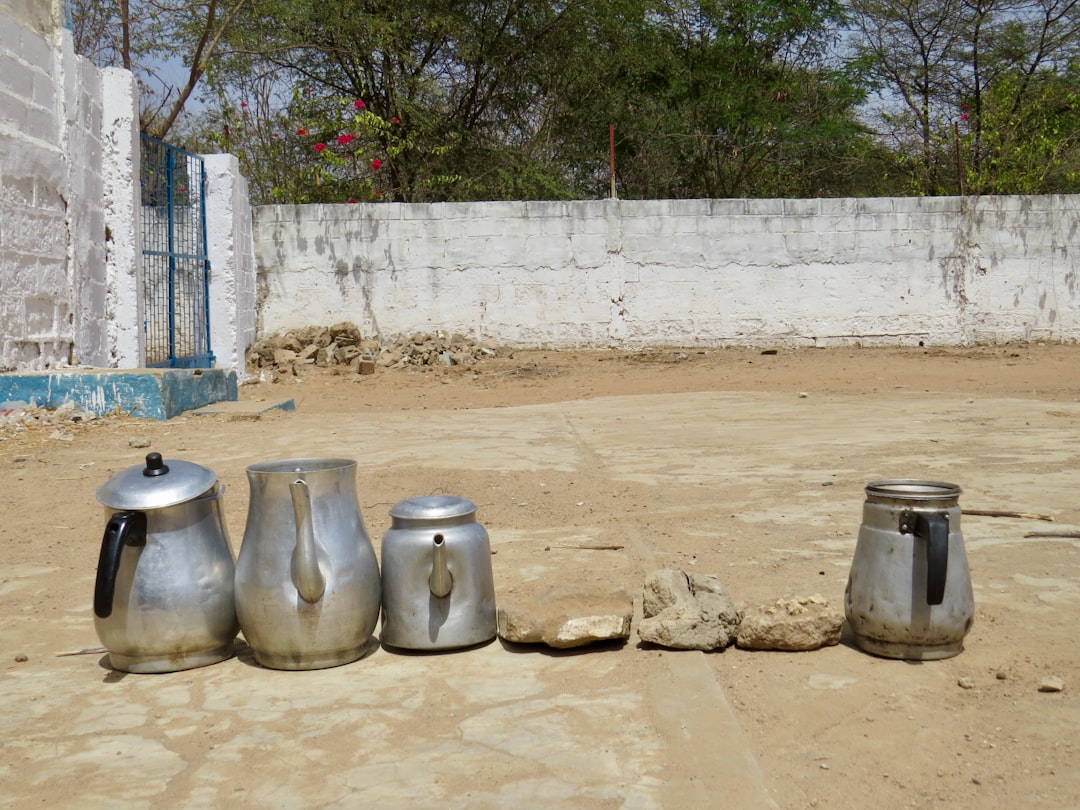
top-left (246, 322), bottom-right (503, 378)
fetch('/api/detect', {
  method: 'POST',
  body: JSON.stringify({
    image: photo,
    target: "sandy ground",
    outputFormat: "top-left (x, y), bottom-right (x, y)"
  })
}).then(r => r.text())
top-left (2, 343), bottom-right (1079, 809)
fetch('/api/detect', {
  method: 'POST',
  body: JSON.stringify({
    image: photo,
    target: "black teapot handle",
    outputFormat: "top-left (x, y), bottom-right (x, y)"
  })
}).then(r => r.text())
top-left (916, 512), bottom-right (949, 606)
top-left (93, 511), bottom-right (147, 619)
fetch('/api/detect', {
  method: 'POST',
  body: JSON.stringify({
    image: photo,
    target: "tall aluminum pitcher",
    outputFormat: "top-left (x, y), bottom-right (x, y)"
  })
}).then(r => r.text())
top-left (845, 480), bottom-right (975, 660)
top-left (235, 458), bottom-right (381, 670)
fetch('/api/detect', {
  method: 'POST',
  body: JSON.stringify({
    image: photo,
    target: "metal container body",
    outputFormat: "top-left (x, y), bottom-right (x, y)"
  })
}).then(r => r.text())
top-left (235, 458), bottom-right (381, 670)
top-left (845, 480), bottom-right (975, 660)
top-left (93, 488), bottom-right (238, 673)
top-left (380, 496), bottom-right (497, 650)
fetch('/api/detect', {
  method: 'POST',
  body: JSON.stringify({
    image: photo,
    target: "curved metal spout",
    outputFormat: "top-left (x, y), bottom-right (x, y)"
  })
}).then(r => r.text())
top-left (428, 533), bottom-right (453, 598)
top-left (290, 478), bottom-right (326, 603)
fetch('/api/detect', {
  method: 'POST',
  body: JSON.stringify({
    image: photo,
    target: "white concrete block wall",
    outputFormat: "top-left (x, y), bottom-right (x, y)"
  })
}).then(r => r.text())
top-left (205, 153), bottom-right (257, 378)
top-left (1, 3), bottom-right (258, 374)
top-left (101, 67), bottom-right (142, 367)
top-left (67, 34), bottom-right (108, 366)
top-left (253, 196), bottom-right (1080, 348)
top-left (0, 6), bottom-right (74, 369)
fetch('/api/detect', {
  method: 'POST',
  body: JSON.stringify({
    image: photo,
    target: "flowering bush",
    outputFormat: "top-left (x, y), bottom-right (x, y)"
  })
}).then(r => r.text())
top-left (201, 80), bottom-right (459, 205)
top-left (284, 90), bottom-right (407, 202)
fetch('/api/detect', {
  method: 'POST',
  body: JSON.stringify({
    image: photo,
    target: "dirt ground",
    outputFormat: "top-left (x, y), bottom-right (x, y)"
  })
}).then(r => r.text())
top-left (2, 343), bottom-right (1079, 808)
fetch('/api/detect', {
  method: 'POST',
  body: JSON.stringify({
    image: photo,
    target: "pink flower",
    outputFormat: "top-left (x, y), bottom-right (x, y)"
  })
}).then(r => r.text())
top-left (961, 103), bottom-right (970, 111)
top-left (347, 198), bottom-right (357, 204)
top-left (354, 100), bottom-right (365, 109)
top-left (314, 142), bottom-right (326, 153)
top-left (240, 102), bottom-right (248, 108)
top-left (961, 113), bottom-right (969, 121)
top-left (391, 116), bottom-right (400, 125)
top-left (337, 133), bottom-right (355, 145)
top-left (272, 133), bottom-right (280, 138)
top-left (296, 128), bottom-right (307, 136)
top-left (370, 158), bottom-right (382, 171)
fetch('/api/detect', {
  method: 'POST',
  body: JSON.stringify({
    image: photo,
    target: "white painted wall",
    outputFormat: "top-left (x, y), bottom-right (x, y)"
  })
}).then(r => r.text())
top-left (205, 153), bottom-right (257, 378)
top-left (253, 196), bottom-right (1080, 348)
top-left (101, 67), bottom-right (143, 367)
top-left (0, 1), bottom-right (76, 369)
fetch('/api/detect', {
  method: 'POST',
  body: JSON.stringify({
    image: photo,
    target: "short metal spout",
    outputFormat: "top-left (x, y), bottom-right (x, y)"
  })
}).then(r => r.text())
top-left (428, 533), bottom-right (453, 598)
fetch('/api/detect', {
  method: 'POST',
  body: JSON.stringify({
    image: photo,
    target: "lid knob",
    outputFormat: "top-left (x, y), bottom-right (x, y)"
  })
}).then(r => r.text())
top-left (142, 452), bottom-right (170, 477)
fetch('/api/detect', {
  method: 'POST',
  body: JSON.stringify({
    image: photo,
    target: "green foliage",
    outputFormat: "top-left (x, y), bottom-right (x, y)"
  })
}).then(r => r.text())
top-left (961, 68), bottom-right (1080, 195)
top-left (126, 0), bottom-right (1080, 200)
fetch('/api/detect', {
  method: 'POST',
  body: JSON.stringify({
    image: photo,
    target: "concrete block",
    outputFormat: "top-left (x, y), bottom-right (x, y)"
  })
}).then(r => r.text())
top-left (0, 53), bottom-right (36, 100)
top-left (783, 198), bottom-right (820, 217)
top-left (745, 199), bottom-right (785, 216)
top-left (0, 368), bottom-right (238, 419)
top-left (856, 197), bottom-right (895, 215)
top-left (912, 196), bottom-right (962, 214)
top-left (23, 103), bottom-right (59, 143)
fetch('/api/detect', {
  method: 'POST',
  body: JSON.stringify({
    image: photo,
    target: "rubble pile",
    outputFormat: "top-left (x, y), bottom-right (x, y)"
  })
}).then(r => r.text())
top-left (246, 322), bottom-right (502, 378)
top-left (0, 401), bottom-right (102, 440)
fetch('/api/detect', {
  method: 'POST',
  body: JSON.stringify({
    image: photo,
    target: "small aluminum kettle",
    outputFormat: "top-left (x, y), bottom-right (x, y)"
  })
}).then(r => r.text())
top-left (93, 452), bottom-right (238, 673)
top-left (380, 495), bottom-right (497, 651)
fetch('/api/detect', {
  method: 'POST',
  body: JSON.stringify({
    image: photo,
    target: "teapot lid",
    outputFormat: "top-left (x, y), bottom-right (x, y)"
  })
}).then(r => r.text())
top-left (389, 495), bottom-right (477, 521)
top-left (96, 452), bottom-right (218, 510)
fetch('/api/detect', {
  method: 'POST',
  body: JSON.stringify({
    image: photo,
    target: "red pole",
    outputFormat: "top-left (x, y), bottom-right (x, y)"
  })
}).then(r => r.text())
top-left (609, 125), bottom-right (617, 199)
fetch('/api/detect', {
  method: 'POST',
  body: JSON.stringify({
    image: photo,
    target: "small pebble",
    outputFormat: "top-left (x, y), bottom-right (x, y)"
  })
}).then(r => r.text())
top-left (798, 392), bottom-right (809, 398)
top-left (14, 654), bottom-right (28, 663)
top-left (995, 671), bottom-right (1007, 680)
top-left (1038, 676), bottom-right (1065, 693)
top-left (129, 437), bottom-right (151, 448)
top-left (957, 676), bottom-right (975, 689)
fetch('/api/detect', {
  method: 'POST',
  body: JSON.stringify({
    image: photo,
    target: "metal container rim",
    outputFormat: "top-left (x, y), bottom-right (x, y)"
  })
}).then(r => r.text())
top-left (245, 457), bottom-right (357, 475)
top-left (865, 479), bottom-right (962, 499)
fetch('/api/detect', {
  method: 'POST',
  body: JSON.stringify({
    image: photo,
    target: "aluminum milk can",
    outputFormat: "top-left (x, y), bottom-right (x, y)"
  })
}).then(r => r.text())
top-left (845, 479), bottom-right (975, 660)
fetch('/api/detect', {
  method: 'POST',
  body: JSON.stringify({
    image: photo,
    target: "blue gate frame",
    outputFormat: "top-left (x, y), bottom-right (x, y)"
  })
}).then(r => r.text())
top-left (140, 134), bottom-right (215, 368)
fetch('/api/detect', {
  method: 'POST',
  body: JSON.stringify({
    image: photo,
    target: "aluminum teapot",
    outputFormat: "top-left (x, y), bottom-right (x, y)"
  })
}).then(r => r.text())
top-left (845, 479), bottom-right (975, 660)
top-left (380, 495), bottom-right (497, 651)
top-left (234, 458), bottom-right (381, 670)
top-left (93, 452), bottom-right (238, 673)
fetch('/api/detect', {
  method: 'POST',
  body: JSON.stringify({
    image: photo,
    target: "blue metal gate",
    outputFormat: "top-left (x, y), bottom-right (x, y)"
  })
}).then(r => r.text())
top-left (140, 135), bottom-right (215, 368)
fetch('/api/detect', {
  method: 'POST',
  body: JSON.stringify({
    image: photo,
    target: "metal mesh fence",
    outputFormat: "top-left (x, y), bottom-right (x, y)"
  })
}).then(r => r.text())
top-left (140, 135), bottom-right (214, 368)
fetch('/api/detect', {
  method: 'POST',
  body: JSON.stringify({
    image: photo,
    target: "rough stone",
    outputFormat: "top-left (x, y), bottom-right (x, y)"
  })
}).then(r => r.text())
top-left (1038, 676), bottom-right (1065, 693)
top-left (735, 594), bottom-right (843, 652)
top-left (496, 586), bottom-right (633, 649)
top-left (272, 348), bottom-right (297, 366)
top-left (637, 569), bottom-right (739, 651)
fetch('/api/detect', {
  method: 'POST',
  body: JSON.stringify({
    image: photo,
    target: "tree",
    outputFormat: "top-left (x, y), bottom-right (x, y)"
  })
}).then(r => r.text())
top-left (594, 0), bottom-right (873, 198)
top-left (203, 0), bottom-right (609, 202)
top-left (960, 66), bottom-right (1080, 193)
top-left (70, 0), bottom-right (249, 139)
top-left (850, 0), bottom-right (1080, 194)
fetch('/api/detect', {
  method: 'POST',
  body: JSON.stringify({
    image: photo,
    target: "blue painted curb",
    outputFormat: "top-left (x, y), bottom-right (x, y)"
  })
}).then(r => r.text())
top-left (0, 368), bottom-right (238, 420)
